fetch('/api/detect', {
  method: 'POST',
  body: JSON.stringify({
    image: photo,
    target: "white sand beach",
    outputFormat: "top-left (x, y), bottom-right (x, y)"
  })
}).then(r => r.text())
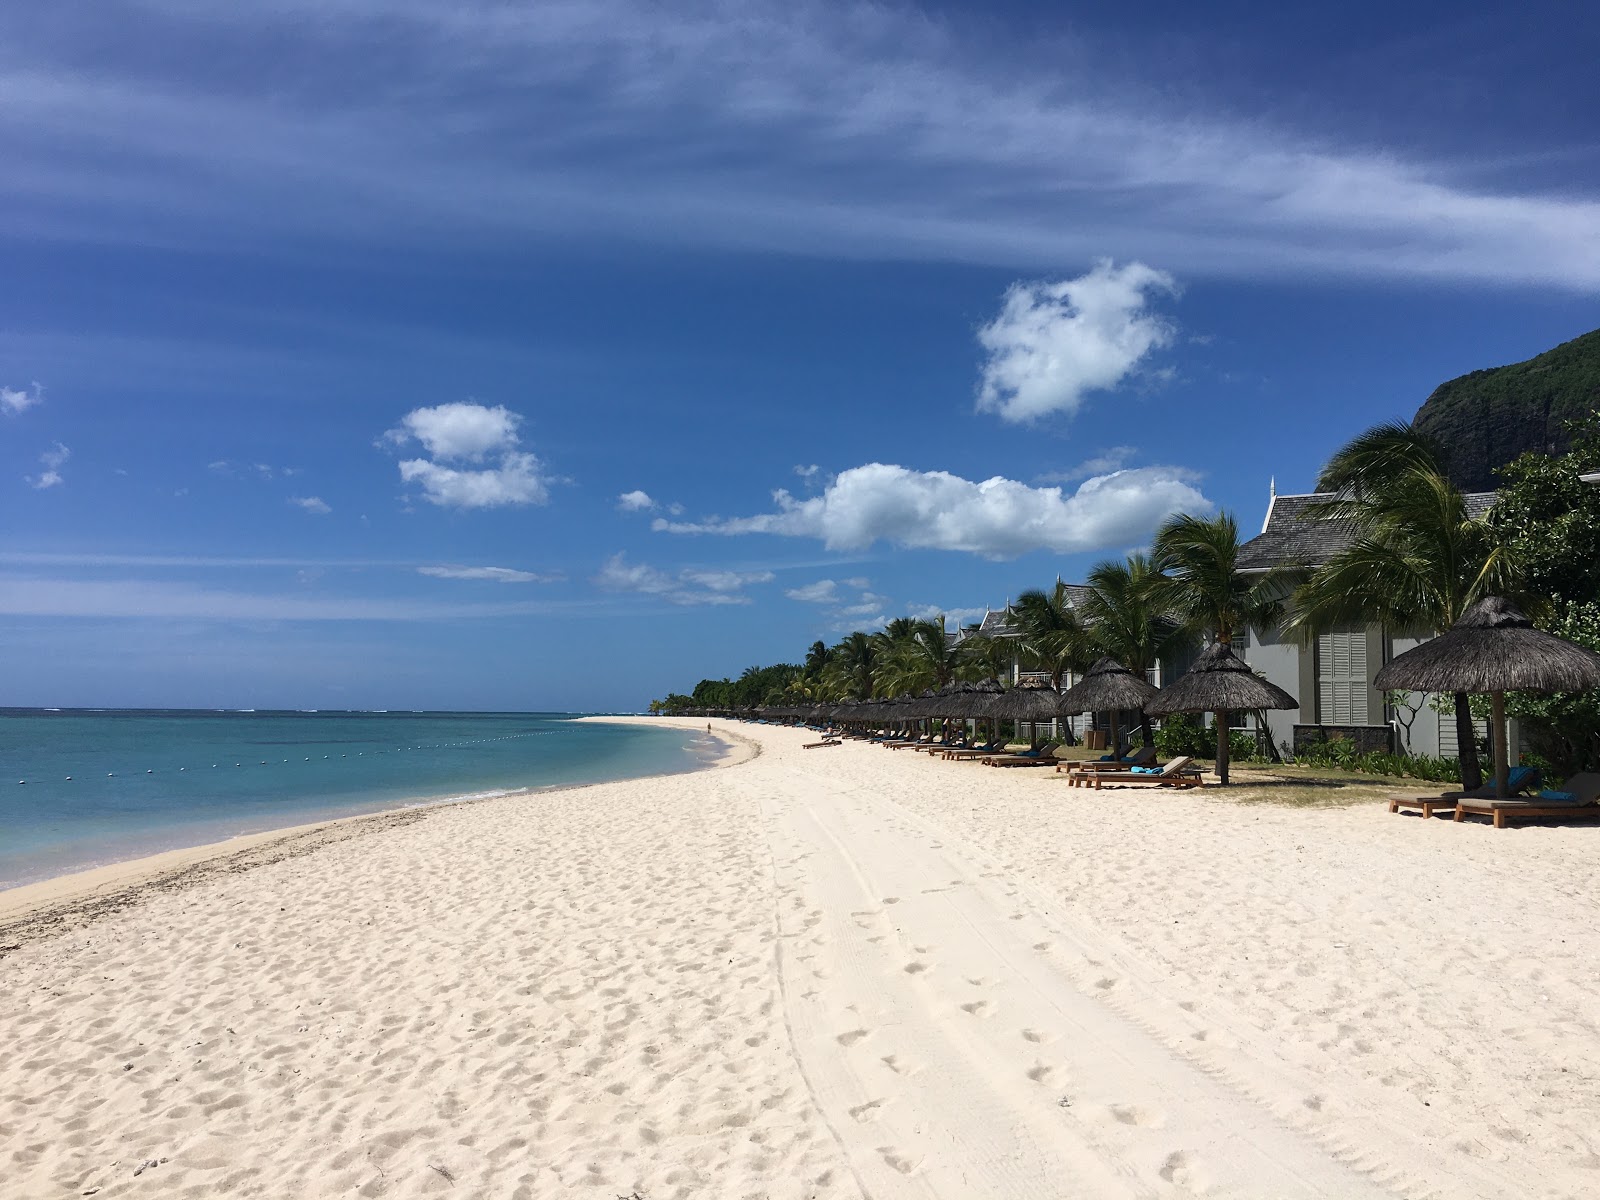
top-left (5, 717), bottom-right (1600, 1198)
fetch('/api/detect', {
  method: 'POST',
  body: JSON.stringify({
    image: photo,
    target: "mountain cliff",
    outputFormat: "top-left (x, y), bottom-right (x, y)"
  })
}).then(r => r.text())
top-left (1412, 328), bottom-right (1600, 492)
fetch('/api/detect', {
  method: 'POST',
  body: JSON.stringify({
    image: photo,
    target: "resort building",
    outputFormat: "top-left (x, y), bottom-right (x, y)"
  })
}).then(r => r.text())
top-left (1237, 484), bottom-right (1499, 760)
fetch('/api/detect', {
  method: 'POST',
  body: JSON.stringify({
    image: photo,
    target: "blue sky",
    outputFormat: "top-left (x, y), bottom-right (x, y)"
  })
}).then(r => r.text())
top-left (3, 1), bottom-right (1597, 711)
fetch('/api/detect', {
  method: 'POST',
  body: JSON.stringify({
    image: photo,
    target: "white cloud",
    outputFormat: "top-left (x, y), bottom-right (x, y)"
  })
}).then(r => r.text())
top-left (592, 553), bottom-right (769, 606)
top-left (976, 262), bottom-right (1178, 423)
top-left (785, 579), bottom-right (840, 603)
top-left (616, 489), bottom-right (657, 512)
top-left (654, 461), bottom-right (1211, 560)
top-left (28, 442), bottom-right (69, 489)
top-left (382, 401), bottom-right (551, 510)
top-left (397, 453), bottom-right (549, 509)
top-left (2, 383), bottom-right (44, 416)
top-left (383, 402), bottom-right (521, 461)
top-left (290, 495), bottom-right (331, 514)
top-left (417, 565), bottom-right (560, 583)
top-left (379, 401), bottom-right (548, 510)
top-left (1037, 446), bottom-right (1139, 484)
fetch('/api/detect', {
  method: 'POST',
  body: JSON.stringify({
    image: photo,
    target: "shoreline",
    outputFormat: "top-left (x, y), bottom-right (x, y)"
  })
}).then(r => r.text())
top-left (0, 721), bottom-right (754, 940)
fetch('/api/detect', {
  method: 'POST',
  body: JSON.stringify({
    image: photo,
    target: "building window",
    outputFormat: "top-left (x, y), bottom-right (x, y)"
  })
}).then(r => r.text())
top-left (1316, 629), bottom-right (1368, 724)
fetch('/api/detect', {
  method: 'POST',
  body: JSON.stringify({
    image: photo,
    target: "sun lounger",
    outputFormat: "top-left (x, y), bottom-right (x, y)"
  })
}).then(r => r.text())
top-left (982, 745), bottom-right (1064, 768)
top-left (1058, 745), bottom-right (1158, 776)
top-left (1389, 766), bottom-right (1541, 817)
top-left (803, 738), bottom-right (841, 749)
top-left (1083, 755), bottom-right (1201, 789)
top-left (1453, 772), bottom-right (1600, 828)
top-left (939, 742), bottom-right (1005, 760)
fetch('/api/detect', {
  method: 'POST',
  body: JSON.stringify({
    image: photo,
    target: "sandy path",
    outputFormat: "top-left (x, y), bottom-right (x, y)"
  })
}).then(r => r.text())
top-left (762, 754), bottom-right (1396, 1198)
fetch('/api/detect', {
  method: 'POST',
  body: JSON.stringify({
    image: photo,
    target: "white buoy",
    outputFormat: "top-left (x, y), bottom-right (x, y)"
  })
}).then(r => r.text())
top-left (16, 780), bottom-right (23, 785)
top-left (65, 776), bottom-right (72, 781)
top-left (147, 769), bottom-right (153, 774)
top-left (108, 773), bottom-right (114, 777)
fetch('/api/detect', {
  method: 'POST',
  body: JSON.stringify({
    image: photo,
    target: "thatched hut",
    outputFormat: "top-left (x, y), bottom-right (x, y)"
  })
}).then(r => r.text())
top-left (1374, 596), bottom-right (1600, 797)
top-left (1057, 657), bottom-right (1159, 752)
top-left (1146, 643), bottom-right (1297, 784)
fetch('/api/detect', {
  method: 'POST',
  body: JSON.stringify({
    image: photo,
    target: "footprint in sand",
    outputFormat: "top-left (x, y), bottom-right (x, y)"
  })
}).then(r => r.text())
top-left (882, 897), bottom-right (901, 905)
top-left (848, 1099), bottom-right (884, 1122)
top-left (880, 1054), bottom-right (924, 1077)
top-left (877, 1147), bottom-right (921, 1175)
top-left (1032, 941), bottom-right (1053, 952)
top-left (836, 1029), bottom-right (871, 1047)
top-left (1159, 1150), bottom-right (1198, 1185)
top-left (1094, 977), bottom-right (1118, 991)
top-left (1025, 1063), bottom-right (1059, 1085)
top-left (1021, 1028), bottom-right (1057, 1045)
top-left (1109, 1104), bottom-right (1164, 1128)
top-left (960, 1000), bottom-right (994, 1018)
top-left (903, 962), bottom-right (930, 975)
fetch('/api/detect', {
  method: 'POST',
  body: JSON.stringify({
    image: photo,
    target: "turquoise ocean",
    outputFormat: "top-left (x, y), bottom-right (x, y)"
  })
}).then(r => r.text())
top-left (0, 710), bottom-right (717, 889)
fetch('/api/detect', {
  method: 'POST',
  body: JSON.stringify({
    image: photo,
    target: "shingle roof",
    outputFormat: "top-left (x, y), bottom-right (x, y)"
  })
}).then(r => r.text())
top-left (978, 609), bottom-right (1017, 636)
top-left (1237, 491), bottom-right (1498, 571)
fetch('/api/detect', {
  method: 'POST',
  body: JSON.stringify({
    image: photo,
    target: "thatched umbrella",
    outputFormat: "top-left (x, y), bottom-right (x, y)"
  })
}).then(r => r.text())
top-left (1145, 643), bottom-right (1297, 785)
top-left (1058, 657), bottom-right (1160, 753)
top-left (1374, 595), bottom-right (1600, 798)
top-left (983, 681), bottom-right (1066, 748)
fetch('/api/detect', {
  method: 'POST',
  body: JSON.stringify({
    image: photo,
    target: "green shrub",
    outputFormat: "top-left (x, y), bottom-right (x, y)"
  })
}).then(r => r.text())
top-left (1296, 739), bottom-right (1461, 782)
top-left (1154, 713), bottom-right (1210, 759)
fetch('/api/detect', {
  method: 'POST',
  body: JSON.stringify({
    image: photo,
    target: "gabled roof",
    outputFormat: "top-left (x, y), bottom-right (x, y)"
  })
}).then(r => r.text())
top-left (978, 608), bottom-right (1018, 637)
top-left (1237, 490), bottom-right (1498, 571)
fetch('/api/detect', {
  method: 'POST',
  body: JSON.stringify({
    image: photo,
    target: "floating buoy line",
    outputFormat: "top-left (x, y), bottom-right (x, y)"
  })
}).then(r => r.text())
top-left (13, 732), bottom-right (545, 785)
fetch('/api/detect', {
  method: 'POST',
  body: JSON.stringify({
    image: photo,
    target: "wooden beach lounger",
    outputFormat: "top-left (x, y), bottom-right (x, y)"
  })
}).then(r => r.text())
top-left (1083, 756), bottom-right (1202, 789)
top-left (939, 743), bottom-right (1005, 760)
top-left (1058, 745), bottom-right (1158, 777)
top-left (981, 745), bottom-right (1064, 768)
top-left (802, 738), bottom-right (841, 749)
top-left (1453, 772), bottom-right (1600, 828)
top-left (1388, 766), bottom-right (1540, 817)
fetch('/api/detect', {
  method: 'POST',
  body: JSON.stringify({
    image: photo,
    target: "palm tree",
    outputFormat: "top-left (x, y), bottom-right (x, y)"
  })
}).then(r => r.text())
top-left (1152, 512), bottom-right (1285, 784)
top-left (803, 640), bottom-right (831, 677)
top-left (825, 631), bottom-right (879, 700)
top-left (1287, 423), bottom-right (1519, 790)
top-left (1081, 552), bottom-right (1191, 748)
top-left (1012, 582), bottom-right (1094, 690)
top-left (873, 616), bottom-right (966, 698)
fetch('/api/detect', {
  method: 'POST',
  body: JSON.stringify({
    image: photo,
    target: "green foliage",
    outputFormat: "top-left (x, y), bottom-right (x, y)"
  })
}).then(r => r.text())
top-left (1502, 600), bottom-right (1600, 777)
top-left (1153, 713), bottom-right (1210, 758)
top-left (1491, 413), bottom-right (1600, 606)
top-left (1295, 738), bottom-right (1462, 783)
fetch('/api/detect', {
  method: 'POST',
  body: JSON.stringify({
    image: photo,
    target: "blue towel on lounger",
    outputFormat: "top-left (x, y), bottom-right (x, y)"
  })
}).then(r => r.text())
top-left (1539, 789), bottom-right (1578, 802)
top-left (1131, 766), bottom-right (1159, 774)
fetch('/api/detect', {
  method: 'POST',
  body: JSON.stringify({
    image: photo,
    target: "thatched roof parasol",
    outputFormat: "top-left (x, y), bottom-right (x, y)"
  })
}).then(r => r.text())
top-left (986, 682), bottom-right (1068, 722)
top-left (1057, 657), bottom-right (1159, 716)
top-left (1375, 595), bottom-right (1600, 798)
top-left (1374, 596), bottom-right (1600, 695)
top-left (1145, 643), bottom-right (1297, 785)
top-left (922, 678), bottom-right (1006, 718)
top-left (1145, 644), bottom-right (1297, 717)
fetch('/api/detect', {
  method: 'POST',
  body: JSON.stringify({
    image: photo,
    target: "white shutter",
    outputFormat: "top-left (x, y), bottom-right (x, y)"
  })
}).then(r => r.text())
top-left (1316, 630), bottom-right (1369, 724)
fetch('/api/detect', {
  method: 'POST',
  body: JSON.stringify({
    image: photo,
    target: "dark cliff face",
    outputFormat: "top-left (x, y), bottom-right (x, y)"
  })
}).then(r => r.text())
top-left (1412, 329), bottom-right (1600, 492)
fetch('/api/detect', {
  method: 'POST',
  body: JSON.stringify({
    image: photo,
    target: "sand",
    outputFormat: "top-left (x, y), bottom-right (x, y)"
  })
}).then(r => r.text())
top-left (3, 719), bottom-right (1598, 1198)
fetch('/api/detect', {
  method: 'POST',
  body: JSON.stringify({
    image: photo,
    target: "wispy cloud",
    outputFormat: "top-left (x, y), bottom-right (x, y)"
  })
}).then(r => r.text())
top-left (28, 442), bottom-right (70, 489)
top-left (5, 2), bottom-right (1597, 287)
top-left (1036, 446), bottom-right (1139, 485)
top-left (592, 552), bottom-right (771, 606)
top-left (289, 495), bottom-right (331, 515)
top-left (0, 575), bottom-right (578, 621)
top-left (418, 565), bottom-right (562, 583)
top-left (1, 382), bottom-right (44, 416)
top-left (654, 461), bottom-right (1211, 560)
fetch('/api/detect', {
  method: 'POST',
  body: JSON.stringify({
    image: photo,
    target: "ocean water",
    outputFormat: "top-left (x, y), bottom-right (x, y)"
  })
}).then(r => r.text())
top-left (0, 710), bottom-right (718, 889)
